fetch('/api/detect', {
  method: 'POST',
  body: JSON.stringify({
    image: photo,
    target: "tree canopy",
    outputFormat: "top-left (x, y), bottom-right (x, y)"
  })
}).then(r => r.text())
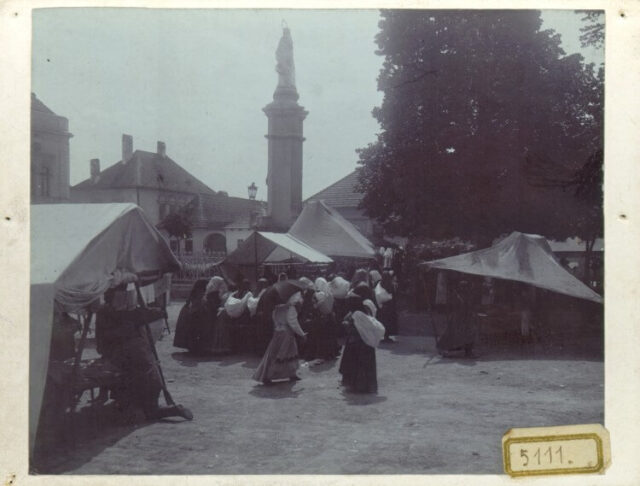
top-left (357, 10), bottom-right (603, 245)
top-left (161, 208), bottom-right (193, 241)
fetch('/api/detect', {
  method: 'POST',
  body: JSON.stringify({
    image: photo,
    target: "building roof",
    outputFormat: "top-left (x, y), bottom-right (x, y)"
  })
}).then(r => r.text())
top-left (305, 169), bottom-right (363, 209)
top-left (72, 150), bottom-right (216, 195)
top-left (181, 193), bottom-right (266, 230)
top-left (31, 93), bottom-right (55, 114)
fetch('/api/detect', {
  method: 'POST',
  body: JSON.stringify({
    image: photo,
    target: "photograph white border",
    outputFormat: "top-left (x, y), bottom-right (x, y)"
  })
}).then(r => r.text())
top-left (1, 0), bottom-right (638, 484)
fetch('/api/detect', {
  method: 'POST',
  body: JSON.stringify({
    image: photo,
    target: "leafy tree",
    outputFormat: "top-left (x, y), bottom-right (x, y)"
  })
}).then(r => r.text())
top-left (578, 10), bottom-right (604, 49)
top-left (357, 10), bottom-right (603, 248)
top-left (160, 207), bottom-right (193, 253)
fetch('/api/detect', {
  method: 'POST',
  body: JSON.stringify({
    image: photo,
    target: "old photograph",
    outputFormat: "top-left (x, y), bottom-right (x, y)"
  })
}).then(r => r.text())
top-left (28, 7), bottom-right (604, 475)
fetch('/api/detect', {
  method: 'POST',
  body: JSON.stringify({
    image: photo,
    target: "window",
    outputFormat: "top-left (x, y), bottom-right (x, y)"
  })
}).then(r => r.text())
top-left (38, 166), bottom-right (51, 197)
top-left (169, 239), bottom-right (179, 253)
top-left (184, 238), bottom-right (193, 255)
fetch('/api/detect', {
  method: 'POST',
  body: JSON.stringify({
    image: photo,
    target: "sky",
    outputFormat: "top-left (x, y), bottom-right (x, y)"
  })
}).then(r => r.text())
top-left (32, 8), bottom-right (604, 200)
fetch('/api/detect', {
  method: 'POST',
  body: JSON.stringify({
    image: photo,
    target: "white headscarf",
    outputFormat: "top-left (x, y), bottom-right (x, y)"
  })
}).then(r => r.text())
top-left (363, 299), bottom-right (377, 318)
top-left (329, 276), bottom-right (350, 299)
top-left (374, 282), bottom-right (393, 307)
top-left (314, 277), bottom-right (329, 293)
top-left (298, 277), bottom-right (314, 290)
top-left (206, 276), bottom-right (227, 296)
top-left (313, 277), bottom-right (334, 314)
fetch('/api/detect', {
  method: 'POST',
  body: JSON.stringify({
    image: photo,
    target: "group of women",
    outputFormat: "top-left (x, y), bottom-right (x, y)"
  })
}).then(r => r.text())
top-left (174, 268), bottom-right (399, 394)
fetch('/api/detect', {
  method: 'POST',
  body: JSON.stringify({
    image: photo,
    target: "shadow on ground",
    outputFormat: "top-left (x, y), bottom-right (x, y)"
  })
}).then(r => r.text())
top-left (249, 381), bottom-right (303, 399)
top-left (32, 402), bottom-right (152, 474)
top-left (340, 390), bottom-right (388, 406)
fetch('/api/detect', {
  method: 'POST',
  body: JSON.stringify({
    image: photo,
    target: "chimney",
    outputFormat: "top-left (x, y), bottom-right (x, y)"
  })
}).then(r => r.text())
top-left (122, 134), bottom-right (133, 163)
top-left (90, 158), bottom-right (100, 183)
top-left (157, 141), bottom-right (166, 157)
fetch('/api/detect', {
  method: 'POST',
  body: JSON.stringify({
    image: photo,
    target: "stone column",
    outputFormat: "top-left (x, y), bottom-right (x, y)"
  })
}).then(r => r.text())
top-left (263, 28), bottom-right (308, 231)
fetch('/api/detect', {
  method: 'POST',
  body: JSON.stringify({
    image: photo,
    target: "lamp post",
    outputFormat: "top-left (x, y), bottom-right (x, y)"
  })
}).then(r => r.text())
top-left (247, 182), bottom-right (258, 201)
top-left (247, 182), bottom-right (259, 286)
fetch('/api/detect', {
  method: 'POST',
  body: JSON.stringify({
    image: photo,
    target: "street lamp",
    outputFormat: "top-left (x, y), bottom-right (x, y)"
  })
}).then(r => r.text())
top-left (247, 182), bottom-right (258, 200)
top-left (247, 182), bottom-right (259, 286)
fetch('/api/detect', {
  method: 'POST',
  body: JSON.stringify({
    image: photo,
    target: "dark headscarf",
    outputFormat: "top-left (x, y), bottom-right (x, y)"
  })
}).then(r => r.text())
top-left (345, 292), bottom-right (366, 314)
top-left (380, 271), bottom-right (394, 294)
top-left (256, 278), bottom-right (269, 293)
top-left (188, 279), bottom-right (208, 304)
top-left (236, 279), bottom-right (251, 298)
top-left (350, 268), bottom-right (369, 288)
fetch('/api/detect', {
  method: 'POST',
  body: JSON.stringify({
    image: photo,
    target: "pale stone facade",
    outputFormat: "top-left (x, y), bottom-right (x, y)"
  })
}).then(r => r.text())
top-left (70, 135), bottom-right (263, 255)
top-left (31, 93), bottom-right (73, 203)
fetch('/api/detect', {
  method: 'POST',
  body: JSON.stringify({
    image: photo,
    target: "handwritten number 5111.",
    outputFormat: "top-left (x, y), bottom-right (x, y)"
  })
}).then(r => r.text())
top-left (519, 447), bottom-right (563, 467)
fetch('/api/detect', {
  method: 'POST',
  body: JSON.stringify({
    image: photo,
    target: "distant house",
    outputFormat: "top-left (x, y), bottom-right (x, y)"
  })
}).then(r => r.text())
top-left (70, 134), bottom-right (264, 255)
top-left (305, 169), bottom-right (378, 239)
top-left (548, 237), bottom-right (604, 285)
top-left (31, 93), bottom-right (73, 203)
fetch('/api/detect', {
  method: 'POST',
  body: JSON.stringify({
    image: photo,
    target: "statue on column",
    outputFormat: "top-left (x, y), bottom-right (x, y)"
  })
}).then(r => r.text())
top-left (275, 26), bottom-right (296, 88)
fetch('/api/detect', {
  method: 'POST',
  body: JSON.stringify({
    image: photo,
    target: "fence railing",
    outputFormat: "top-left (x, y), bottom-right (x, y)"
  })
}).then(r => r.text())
top-left (174, 252), bottom-right (225, 281)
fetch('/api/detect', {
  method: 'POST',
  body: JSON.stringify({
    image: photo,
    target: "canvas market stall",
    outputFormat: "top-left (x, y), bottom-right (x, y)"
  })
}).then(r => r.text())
top-left (420, 231), bottom-right (602, 303)
top-left (30, 203), bottom-right (180, 452)
top-left (420, 232), bottom-right (603, 345)
top-left (221, 231), bottom-right (332, 283)
top-left (288, 200), bottom-right (376, 260)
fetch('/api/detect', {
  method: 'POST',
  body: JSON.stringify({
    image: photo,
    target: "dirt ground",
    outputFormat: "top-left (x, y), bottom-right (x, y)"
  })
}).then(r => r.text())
top-left (35, 302), bottom-right (604, 475)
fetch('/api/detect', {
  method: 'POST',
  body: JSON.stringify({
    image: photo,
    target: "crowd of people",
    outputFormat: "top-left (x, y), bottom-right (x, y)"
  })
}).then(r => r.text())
top-left (173, 266), bottom-right (400, 394)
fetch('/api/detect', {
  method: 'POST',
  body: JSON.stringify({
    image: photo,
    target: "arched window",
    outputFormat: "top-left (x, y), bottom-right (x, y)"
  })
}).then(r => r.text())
top-left (204, 233), bottom-right (227, 255)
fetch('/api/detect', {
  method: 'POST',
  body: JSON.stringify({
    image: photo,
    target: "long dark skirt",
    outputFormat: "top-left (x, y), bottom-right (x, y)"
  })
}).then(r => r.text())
top-left (173, 304), bottom-right (192, 349)
top-left (173, 304), bottom-right (213, 354)
top-left (378, 299), bottom-right (398, 338)
top-left (436, 309), bottom-right (476, 354)
top-left (339, 331), bottom-right (377, 393)
top-left (229, 310), bottom-right (254, 353)
top-left (211, 311), bottom-right (233, 355)
top-left (109, 336), bottom-right (163, 409)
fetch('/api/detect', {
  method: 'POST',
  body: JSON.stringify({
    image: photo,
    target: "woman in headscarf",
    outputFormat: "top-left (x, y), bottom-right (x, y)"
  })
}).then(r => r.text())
top-left (253, 282), bottom-right (281, 355)
top-left (350, 268), bottom-right (375, 303)
top-left (206, 276), bottom-right (233, 355)
top-left (98, 284), bottom-right (193, 421)
top-left (296, 277), bottom-right (317, 360)
top-left (437, 280), bottom-right (478, 358)
top-left (309, 277), bottom-right (340, 360)
top-left (375, 270), bottom-right (398, 343)
top-left (173, 279), bottom-right (210, 354)
top-left (339, 292), bottom-right (385, 394)
top-left (329, 274), bottom-right (350, 324)
top-left (248, 278), bottom-right (269, 319)
top-left (253, 291), bottom-right (307, 384)
top-left (224, 279), bottom-right (253, 353)
top-left (369, 269), bottom-right (382, 288)
top-left (247, 278), bottom-right (269, 353)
